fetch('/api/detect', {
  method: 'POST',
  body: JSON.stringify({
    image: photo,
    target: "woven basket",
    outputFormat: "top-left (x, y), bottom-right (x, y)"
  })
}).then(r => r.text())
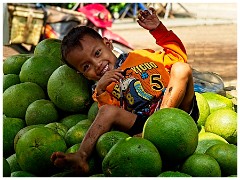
top-left (8, 5), bottom-right (45, 46)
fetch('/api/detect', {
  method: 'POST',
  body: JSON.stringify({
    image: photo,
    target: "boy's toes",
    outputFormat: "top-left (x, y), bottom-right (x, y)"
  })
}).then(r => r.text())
top-left (50, 152), bottom-right (68, 168)
top-left (50, 152), bottom-right (57, 161)
top-left (53, 157), bottom-right (67, 168)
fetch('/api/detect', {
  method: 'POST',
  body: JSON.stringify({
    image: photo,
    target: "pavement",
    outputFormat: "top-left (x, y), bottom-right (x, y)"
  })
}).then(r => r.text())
top-left (111, 3), bottom-right (237, 30)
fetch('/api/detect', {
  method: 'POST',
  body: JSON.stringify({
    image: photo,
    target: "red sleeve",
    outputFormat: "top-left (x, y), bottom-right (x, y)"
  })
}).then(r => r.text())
top-left (149, 22), bottom-right (187, 68)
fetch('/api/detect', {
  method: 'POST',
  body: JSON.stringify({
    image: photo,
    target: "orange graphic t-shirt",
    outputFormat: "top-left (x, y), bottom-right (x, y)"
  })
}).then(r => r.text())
top-left (93, 23), bottom-right (187, 116)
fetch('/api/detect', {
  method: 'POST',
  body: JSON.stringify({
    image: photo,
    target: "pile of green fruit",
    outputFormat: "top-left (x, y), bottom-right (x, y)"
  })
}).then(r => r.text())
top-left (3, 39), bottom-right (237, 177)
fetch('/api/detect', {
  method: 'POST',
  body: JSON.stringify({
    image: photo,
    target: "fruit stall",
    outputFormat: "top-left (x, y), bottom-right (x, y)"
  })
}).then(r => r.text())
top-left (3, 3), bottom-right (237, 178)
top-left (3, 37), bottom-right (237, 177)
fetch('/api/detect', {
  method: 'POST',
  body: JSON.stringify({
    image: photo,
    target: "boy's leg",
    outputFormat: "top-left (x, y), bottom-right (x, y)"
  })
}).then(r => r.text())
top-left (79, 104), bottom-right (137, 157)
top-left (51, 104), bottom-right (137, 175)
top-left (160, 62), bottom-right (194, 113)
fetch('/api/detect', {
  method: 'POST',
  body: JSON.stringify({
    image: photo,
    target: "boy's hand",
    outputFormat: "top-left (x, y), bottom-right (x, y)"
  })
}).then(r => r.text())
top-left (137, 7), bottom-right (161, 31)
top-left (96, 69), bottom-right (124, 96)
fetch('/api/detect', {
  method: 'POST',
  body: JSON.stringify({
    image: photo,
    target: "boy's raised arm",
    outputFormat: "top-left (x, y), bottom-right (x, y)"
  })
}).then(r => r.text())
top-left (150, 23), bottom-right (187, 62)
top-left (137, 7), bottom-right (187, 64)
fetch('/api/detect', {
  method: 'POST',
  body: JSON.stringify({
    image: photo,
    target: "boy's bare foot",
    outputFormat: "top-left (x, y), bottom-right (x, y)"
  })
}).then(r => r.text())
top-left (51, 152), bottom-right (89, 175)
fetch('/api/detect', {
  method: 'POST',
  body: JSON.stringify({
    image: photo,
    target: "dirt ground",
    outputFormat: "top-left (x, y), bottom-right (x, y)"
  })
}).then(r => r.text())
top-left (3, 24), bottom-right (237, 86)
top-left (113, 24), bottom-right (237, 85)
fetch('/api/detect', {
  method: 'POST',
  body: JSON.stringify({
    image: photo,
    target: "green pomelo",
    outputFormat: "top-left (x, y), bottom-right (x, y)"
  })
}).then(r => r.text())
top-left (195, 92), bottom-right (210, 126)
top-left (6, 153), bottom-right (22, 173)
top-left (14, 124), bottom-right (45, 151)
top-left (205, 143), bottom-right (237, 176)
top-left (25, 99), bottom-right (59, 126)
top-left (19, 55), bottom-right (62, 89)
top-left (16, 126), bottom-right (67, 176)
top-left (11, 171), bottom-right (36, 177)
top-left (65, 143), bottom-right (81, 153)
top-left (3, 74), bottom-right (20, 92)
top-left (96, 131), bottom-right (130, 160)
top-left (204, 109), bottom-right (237, 144)
top-left (60, 114), bottom-right (88, 129)
top-left (3, 116), bottom-right (25, 158)
top-left (194, 131), bottom-right (228, 154)
top-left (47, 65), bottom-right (91, 112)
top-left (3, 54), bottom-right (32, 75)
top-left (45, 122), bottom-right (69, 138)
top-left (34, 38), bottom-right (62, 62)
top-left (202, 92), bottom-right (233, 113)
top-left (102, 137), bottom-right (162, 177)
top-left (51, 170), bottom-right (76, 177)
top-left (158, 171), bottom-right (191, 177)
top-left (88, 101), bottom-right (99, 122)
top-left (143, 108), bottom-right (198, 165)
top-left (198, 125), bottom-right (205, 134)
top-left (64, 120), bottom-right (92, 147)
top-left (180, 154), bottom-right (221, 177)
top-left (3, 157), bottom-right (11, 177)
top-left (3, 82), bottom-right (46, 119)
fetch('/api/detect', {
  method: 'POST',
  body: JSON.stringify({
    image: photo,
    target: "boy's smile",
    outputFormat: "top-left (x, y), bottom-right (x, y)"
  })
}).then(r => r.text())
top-left (100, 63), bottom-right (110, 76)
top-left (66, 35), bottom-right (117, 81)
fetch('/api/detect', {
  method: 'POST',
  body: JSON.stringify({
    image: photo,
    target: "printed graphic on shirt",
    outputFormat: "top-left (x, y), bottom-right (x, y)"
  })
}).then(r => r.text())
top-left (130, 62), bottom-right (158, 74)
top-left (111, 61), bottom-right (166, 112)
top-left (106, 50), bottom-right (171, 115)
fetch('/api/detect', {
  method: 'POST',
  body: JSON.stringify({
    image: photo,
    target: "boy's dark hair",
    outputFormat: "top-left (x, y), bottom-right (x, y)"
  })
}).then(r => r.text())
top-left (61, 26), bottom-right (103, 69)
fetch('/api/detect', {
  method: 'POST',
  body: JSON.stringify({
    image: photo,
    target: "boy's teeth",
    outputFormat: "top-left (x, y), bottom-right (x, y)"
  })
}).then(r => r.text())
top-left (101, 64), bottom-right (108, 75)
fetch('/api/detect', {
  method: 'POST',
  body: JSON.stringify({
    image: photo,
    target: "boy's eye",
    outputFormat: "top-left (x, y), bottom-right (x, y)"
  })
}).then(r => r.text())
top-left (83, 64), bottom-right (90, 72)
top-left (95, 49), bottom-right (101, 57)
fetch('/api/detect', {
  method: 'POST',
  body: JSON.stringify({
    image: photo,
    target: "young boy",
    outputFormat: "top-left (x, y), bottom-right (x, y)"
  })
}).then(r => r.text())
top-left (51, 7), bottom-right (199, 175)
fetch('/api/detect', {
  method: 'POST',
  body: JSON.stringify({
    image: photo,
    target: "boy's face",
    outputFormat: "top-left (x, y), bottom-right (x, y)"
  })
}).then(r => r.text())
top-left (66, 35), bottom-right (117, 81)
